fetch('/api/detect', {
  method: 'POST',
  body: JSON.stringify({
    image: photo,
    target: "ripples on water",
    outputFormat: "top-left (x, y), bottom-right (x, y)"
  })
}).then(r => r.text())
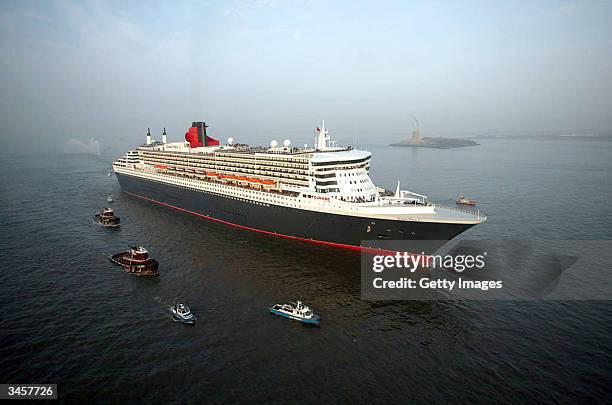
top-left (0, 139), bottom-right (611, 403)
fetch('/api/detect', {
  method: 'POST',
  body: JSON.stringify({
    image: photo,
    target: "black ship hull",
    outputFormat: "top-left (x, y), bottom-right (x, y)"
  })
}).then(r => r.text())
top-left (115, 173), bottom-right (474, 250)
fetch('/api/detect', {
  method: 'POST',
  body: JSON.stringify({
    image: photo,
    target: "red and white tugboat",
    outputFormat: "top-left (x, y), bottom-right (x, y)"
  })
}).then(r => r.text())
top-left (109, 246), bottom-right (159, 276)
top-left (94, 207), bottom-right (120, 227)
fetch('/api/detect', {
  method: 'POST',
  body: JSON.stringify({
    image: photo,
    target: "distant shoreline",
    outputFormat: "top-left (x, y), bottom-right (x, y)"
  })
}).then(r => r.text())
top-left (390, 137), bottom-right (479, 149)
top-left (472, 134), bottom-right (612, 141)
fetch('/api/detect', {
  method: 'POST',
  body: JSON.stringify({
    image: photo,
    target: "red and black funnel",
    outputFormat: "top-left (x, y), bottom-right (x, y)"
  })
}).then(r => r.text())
top-left (185, 121), bottom-right (219, 148)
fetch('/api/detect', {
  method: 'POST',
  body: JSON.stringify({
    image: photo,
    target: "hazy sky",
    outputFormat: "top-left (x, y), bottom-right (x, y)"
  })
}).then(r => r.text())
top-left (1, 0), bottom-right (611, 153)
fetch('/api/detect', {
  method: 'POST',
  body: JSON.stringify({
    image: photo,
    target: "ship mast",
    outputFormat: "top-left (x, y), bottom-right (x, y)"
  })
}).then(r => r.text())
top-left (314, 120), bottom-right (330, 150)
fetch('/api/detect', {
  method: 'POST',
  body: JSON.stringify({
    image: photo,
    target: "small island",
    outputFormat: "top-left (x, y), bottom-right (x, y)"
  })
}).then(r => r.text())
top-left (390, 119), bottom-right (479, 149)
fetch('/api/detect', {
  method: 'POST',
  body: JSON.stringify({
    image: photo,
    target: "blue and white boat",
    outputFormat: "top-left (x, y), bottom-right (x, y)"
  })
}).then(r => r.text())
top-left (170, 302), bottom-right (196, 325)
top-left (270, 300), bottom-right (320, 325)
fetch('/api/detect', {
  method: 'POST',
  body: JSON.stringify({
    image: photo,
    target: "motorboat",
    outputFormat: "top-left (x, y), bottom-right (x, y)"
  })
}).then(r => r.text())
top-left (107, 196), bottom-right (114, 203)
top-left (456, 196), bottom-right (477, 206)
top-left (270, 300), bottom-right (320, 325)
top-left (170, 302), bottom-right (196, 325)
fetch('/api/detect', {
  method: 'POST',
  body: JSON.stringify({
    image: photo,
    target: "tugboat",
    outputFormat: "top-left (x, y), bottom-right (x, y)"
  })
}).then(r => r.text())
top-left (94, 207), bottom-right (120, 227)
top-left (456, 196), bottom-right (477, 206)
top-left (270, 300), bottom-right (320, 325)
top-left (109, 246), bottom-right (159, 276)
top-left (170, 301), bottom-right (196, 325)
top-left (107, 196), bottom-right (114, 203)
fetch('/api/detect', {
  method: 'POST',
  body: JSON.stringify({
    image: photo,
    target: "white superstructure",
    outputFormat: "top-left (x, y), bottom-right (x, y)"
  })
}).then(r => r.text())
top-left (113, 122), bottom-right (485, 225)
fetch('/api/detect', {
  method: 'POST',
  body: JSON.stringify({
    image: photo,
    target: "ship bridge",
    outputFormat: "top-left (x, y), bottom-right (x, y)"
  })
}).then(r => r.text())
top-left (310, 149), bottom-right (376, 202)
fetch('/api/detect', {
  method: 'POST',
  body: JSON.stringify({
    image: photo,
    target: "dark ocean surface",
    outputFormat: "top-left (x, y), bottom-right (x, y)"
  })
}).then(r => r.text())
top-left (1, 138), bottom-right (611, 403)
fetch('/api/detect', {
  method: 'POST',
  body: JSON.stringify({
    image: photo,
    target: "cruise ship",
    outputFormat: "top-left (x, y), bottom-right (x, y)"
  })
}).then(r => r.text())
top-left (113, 121), bottom-right (486, 251)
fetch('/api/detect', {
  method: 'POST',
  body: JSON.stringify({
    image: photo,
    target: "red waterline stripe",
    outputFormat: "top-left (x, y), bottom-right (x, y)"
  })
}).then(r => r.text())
top-left (124, 191), bottom-right (394, 254)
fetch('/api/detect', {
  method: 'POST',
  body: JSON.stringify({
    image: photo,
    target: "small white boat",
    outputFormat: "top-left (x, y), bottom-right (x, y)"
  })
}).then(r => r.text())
top-left (270, 300), bottom-right (320, 325)
top-left (107, 172), bottom-right (112, 177)
top-left (170, 302), bottom-right (196, 325)
top-left (106, 196), bottom-right (114, 203)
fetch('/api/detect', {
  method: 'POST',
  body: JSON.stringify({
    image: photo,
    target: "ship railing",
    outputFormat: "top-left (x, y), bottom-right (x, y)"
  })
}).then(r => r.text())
top-left (378, 196), bottom-right (428, 206)
top-left (399, 190), bottom-right (428, 203)
top-left (384, 204), bottom-right (486, 223)
top-left (431, 201), bottom-right (486, 221)
top-left (378, 189), bottom-right (427, 204)
top-left (139, 165), bottom-right (304, 197)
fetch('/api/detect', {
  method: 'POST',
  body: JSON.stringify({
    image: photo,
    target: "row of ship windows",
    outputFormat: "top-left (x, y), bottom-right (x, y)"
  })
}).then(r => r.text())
top-left (316, 180), bottom-right (338, 186)
top-left (164, 177), bottom-right (296, 206)
top-left (127, 170), bottom-right (375, 212)
top-left (153, 168), bottom-right (371, 192)
top-left (146, 172), bottom-right (341, 206)
top-left (146, 171), bottom-right (308, 187)
top-left (165, 179), bottom-right (270, 207)
top-left (316, 185), bottom-right (372, 194)
top-left (142, 158), bottom-right (309, 181)
top-left (175, 182), bottom-right (311, 208)
top-left (313, 170), bottom-right (368, 181)
top-left (141, 163), bottom-right (308, 178)
top-left (139, 155), bottom-right (369, 180)
top-left (157, 175), bottom-right (311, 207)
top-left (216, 153), bottom-right (309, 164)
top-left (141, 151), bottom-right (309, 168)
top-left (315, 163), bottom-right (369, 172)
top-left (338, 171), bottom-right (366, 177)
top-left (169, 174), bottom-right (307, 190)
top-left (311, 157), bottom-right (369, 166)
top-left (142, 157), bottom-right (309, 175)
top-left (344, 179), bottom-right (370, 185)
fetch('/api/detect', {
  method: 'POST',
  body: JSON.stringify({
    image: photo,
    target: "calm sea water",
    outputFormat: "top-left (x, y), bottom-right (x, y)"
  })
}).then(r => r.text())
top-left (1, 139), bottom-right (611, 403)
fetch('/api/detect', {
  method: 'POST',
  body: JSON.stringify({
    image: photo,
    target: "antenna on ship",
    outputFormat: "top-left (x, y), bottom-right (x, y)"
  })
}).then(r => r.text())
top-left (162, 127), bottom-right (167, 144)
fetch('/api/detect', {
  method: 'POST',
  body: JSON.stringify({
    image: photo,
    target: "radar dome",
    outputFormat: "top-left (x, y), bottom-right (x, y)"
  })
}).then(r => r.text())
top-left (227, 137), bottom-right (234, 145)
top-left (270, 140), bottom-right (278, 148)
top-left (283, 139), bottom-right (291, 147)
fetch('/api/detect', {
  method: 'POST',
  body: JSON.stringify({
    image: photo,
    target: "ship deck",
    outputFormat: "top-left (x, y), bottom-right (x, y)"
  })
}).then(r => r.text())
top-left (423, 204), bottom-right (484, 224)
top-left (387, 204), bottom-right (485, 224)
